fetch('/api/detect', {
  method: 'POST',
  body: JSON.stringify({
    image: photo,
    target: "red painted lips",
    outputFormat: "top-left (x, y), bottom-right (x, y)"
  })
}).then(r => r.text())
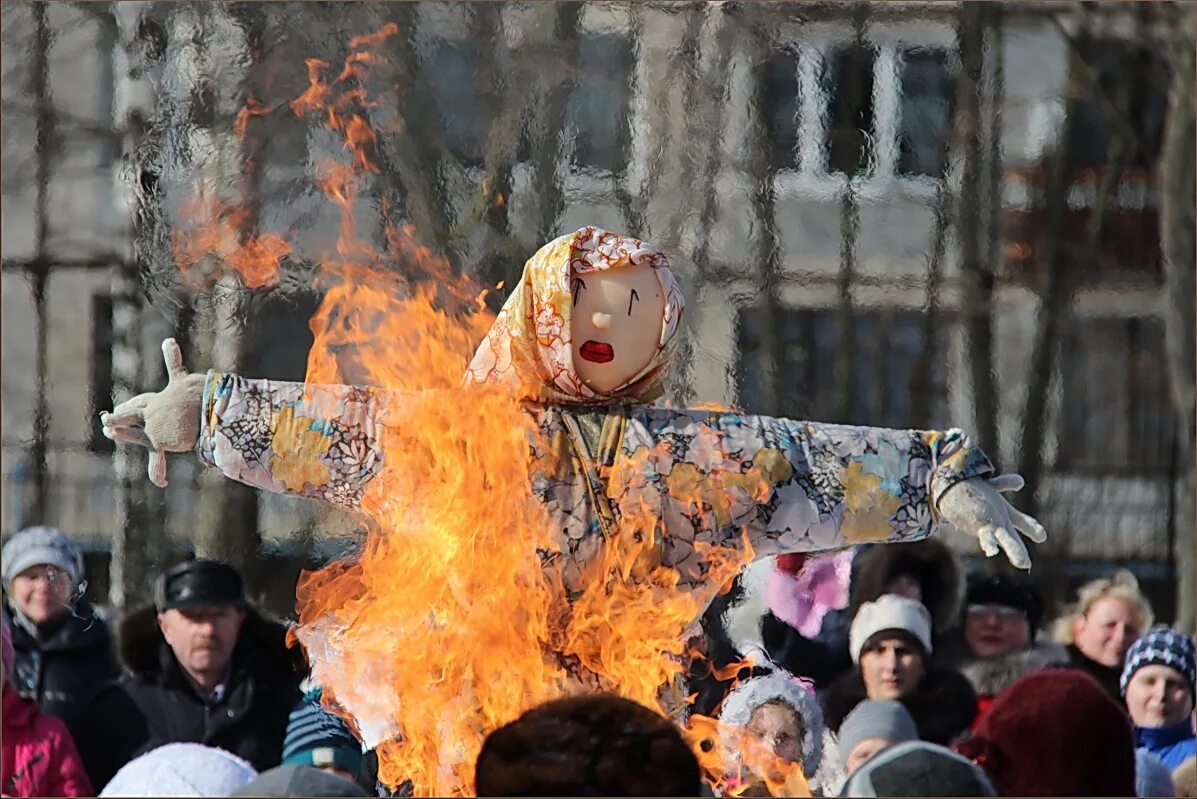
top-left (579, 340), bottom-right (615, 363)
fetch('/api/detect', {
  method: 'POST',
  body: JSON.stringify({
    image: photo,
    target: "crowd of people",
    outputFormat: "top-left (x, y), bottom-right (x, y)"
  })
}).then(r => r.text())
top-left (1, 525), bottom-right (1195, 797)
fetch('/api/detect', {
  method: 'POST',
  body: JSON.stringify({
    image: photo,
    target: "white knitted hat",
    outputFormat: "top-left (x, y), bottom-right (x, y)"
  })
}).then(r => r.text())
top-left (849, 594), bottom-right (933, 663)
top-left (100, 743), bottom-right (258, 797)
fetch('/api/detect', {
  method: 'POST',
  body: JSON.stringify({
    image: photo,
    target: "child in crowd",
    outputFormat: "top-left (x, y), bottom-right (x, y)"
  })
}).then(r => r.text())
top-left (837, 700), bottom-right (919, 778)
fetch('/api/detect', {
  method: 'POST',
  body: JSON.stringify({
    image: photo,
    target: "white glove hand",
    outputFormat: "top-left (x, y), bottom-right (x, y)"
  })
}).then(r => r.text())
top-left (937, 474), bottom-right (1047, 570)
top-left (100, 338), bottom-right (206, 488)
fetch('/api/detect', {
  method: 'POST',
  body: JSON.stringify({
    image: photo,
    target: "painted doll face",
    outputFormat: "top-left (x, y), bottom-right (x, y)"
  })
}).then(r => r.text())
top-left (569, 262), bottom-right (665, 394)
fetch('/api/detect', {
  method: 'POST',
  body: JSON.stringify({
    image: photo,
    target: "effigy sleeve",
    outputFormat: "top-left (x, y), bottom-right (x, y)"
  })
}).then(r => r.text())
top-left (197, 371), bottom-right (389, 509)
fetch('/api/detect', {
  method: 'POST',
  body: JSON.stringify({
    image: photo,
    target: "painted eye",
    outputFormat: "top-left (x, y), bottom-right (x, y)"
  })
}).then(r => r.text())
top-left (627, 288), bottom-right (639, 316)
top-left (572, 278), bottom-right (586, 306)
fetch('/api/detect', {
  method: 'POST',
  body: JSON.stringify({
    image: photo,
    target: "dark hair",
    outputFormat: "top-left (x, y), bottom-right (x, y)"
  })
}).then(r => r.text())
top-left (861, 629), bottom-right (929, 663)
top-left (474, 693), bottom-right (701, 797)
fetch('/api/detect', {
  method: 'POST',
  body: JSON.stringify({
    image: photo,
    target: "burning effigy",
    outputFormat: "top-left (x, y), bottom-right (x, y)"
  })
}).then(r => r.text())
top-left (99, 23), bottom-right (1047, 798)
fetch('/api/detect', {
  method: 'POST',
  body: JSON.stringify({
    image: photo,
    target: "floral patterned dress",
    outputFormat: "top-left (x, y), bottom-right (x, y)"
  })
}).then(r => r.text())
top-left (197, 227), bottom-right (994, 599)
top-left (199, 383), bottom-right (990, 599)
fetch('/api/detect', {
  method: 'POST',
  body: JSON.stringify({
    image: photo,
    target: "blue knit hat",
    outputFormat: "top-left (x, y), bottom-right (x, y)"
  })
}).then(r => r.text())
top-left (1120, 626), bottom-right (1196, 699)
top-left (282, 689), bottom-right (363, 777)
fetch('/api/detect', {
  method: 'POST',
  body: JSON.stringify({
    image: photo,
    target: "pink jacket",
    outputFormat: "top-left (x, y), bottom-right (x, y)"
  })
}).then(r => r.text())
top-left (2, 685), bottom-right (93, 797)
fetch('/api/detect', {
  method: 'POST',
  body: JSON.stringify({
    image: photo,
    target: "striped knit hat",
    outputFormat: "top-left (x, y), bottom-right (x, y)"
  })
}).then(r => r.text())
top-left (1120, 626), bottom-right (1196, 700)
top-left (282, 689), bottom-right (364, 777)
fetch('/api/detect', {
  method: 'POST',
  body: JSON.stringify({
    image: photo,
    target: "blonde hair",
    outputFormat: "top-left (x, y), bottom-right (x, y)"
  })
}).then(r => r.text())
top-left (1053, 570), bottom-right (1154, 645)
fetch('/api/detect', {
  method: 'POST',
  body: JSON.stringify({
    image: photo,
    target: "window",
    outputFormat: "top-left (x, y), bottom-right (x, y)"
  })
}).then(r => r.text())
top-left (427, 39), bottom-right (490, 167)
top-left (1068, 39), bottom-right (1170, 172)
top-left (1056, 317), bottom-right (1176, 474)
top-left (760, 47), bottom-right (802, 171)
top-left (566, 35), bottom-right (633, 172)
top-left (736, 307), bottom-right (951, 429)
top-left (822, 44), bottom-right (876, 177)
top-left (88, 295), bottom-right (114, 453)
top-left (898, 48), bottom-right (954, 178)
top-left (763, 40), bottom-right (954, 183)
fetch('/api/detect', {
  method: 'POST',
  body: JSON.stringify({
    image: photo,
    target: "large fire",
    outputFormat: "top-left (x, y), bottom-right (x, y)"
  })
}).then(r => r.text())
top-left (172, 24), bottom-right (809, 797)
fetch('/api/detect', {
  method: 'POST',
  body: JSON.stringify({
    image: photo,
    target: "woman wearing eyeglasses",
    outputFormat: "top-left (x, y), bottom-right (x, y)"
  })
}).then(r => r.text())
top-left (939, 571), bottom-right (1069, 727)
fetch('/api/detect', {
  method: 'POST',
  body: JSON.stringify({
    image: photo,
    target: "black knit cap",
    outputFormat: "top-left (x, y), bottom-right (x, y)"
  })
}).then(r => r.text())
top-left (965, 571), bottom-right (1044, 632)
top-left (155, 559), bottom-right (246, 612)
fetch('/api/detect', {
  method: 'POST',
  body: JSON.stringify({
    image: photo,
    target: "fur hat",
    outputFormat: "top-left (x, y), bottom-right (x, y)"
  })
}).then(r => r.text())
top-left (1122, 627), bottom-right (1197, 701)
top-left (718, 672), bottom-right (824, 778)
top-left (849, 594), bottom-right (933, 663)
top-left (99, 743), bottom-right (257, 797)
top-left (474, 693), bottom-right (700, 797)
top-left (841, 740), bottom-right (997, 796)
top-left (2, 525), bottom-right (83, 588)
top-left (955, 669), bottom-right (1136, 796)
top-left (848, 539), bottom-right (965, 632)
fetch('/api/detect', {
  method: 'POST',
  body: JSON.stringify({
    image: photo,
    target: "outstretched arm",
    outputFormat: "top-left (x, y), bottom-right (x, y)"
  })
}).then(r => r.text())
top-left (100, 338), bottom-right (390, 509)
top-left (197, 370), bottom-right (388, 508)
top-left (620, 408), bottom-right (1044, 570)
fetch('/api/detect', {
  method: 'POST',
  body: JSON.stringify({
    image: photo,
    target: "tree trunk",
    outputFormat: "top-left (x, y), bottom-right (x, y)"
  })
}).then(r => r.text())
top-left (745, 13), bottom-right (786, 416)
top-left (957, 3), bottom-right (998, 453)
top-left (380, 4), bottom-right (456, 262)
top-left (1015, 13), bottom-right (1091, 523)
top-left (190, 4), bottom-right (260, 573)
top-left (1159, 2), bottom-right (1196, 631)
top-left (458, 3), bottom-right (539, 289)
top-left (913, 4), bottom-right (999, 427)
top-left (532, 3), bottom-right (581, 243)
top-left (834, 9), bottom-right (869, 423)
top-left (1018, 10), bottom-right (1133, 600)
top-left (611, 4), bottom-right (646, 236)
top-left (108, 0), bottom-right (164, 609)
top-left (643, 2), bottom-right (706, 254)
top-left (21, 2), bottom-right (52, 529)
top-left (676, 6), bottom-right (736, 408)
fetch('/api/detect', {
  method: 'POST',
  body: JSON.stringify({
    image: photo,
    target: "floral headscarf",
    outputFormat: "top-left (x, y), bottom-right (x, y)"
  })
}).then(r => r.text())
top-left (465, 226), bottom-right (685, 404)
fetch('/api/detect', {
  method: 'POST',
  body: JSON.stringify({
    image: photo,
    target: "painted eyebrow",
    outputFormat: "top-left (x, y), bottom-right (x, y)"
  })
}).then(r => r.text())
top-left (572, 277), bottom-right (586, 305)
top-left (627, 288), bottom-right (639, 315)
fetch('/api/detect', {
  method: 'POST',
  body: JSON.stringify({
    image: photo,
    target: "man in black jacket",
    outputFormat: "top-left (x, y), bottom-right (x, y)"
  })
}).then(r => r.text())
top-left (74, 559), bottom-right (305, 792)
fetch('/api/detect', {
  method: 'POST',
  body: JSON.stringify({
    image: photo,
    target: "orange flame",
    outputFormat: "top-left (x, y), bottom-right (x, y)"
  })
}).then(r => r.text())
top-left (234, 95), bottom-right (271, 139)
top-left (686, 714), bottom-right (812, 797)
top-left (179, 23), bottom-right (774, 796)
top-left (172, 193), bottom-right (290, 289)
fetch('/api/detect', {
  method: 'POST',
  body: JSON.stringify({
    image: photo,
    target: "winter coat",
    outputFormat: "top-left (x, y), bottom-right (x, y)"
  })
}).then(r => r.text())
top-left (73, 604), bottom-right (305, 792)
top-left (820, 666), bottom-right (979, 747)
top-left (1065, 643), bottom-right (1125, 704)
top-left (2, 684), bottom-right (93, 797)
top-left (1138, 722), bottom-right (1197, 771)
top-left (938, 630), bottom-right (1069, 722)
top-left (3, 602), bottom-right (119, 736)
top-left (759, 539), bottom-right (965, 689)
